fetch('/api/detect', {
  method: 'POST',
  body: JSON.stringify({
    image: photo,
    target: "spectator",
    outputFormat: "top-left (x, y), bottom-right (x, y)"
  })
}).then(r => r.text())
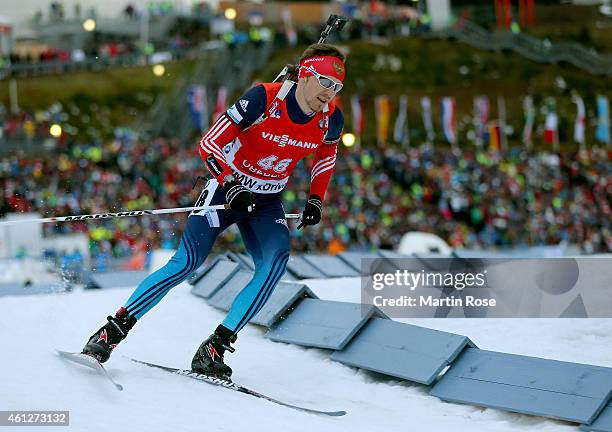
top-left (0, 131), bottom-right (609, 263)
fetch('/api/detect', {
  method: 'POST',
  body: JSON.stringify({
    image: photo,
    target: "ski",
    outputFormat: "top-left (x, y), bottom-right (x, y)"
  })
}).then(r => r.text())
top-left (56, 350), bottom-right (124, 391)
top-left (129, 358), bottom-right (346, 417)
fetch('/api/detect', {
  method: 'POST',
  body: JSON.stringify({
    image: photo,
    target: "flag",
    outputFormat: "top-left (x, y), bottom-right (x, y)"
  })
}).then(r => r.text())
top-left (488, 121), bottom-right (501, 152)
top-left (522, 96), bottom-right (535, 148)
top-left (572, 94), bottom-right (586, 147)
top-left (350, 94), bottom-right (364, 138)
top-left (473, 96), bottom-right (489, 147)
top-left (393, 95), bottom-right (409, 146)
top-left (420, 97), bottom-right (435, 142)
top-left (441, 97), bottom-right (457, 146)
top-left (187, 85), bottom-right (207, 132)
top-left (375, 95), bottom-right (391, 145)
top-left (543, 98), bottom-right (558, 149)
top-left (282, 8), bottom-right (297, 46)
top-left (596, 95), bottom-right (611, 145)
top-left (212, 86), bottom-right (227, 123)
top-left (497, 96), bottom-right (508, 150)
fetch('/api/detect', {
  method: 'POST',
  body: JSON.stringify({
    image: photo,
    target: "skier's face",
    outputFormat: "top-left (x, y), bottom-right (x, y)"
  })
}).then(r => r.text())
top-left (299, 75), bottom-right (338, 113)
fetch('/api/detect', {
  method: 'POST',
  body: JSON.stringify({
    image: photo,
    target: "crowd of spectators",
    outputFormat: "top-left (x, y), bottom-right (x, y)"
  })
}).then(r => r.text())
top-left (1, 2), bottom-right (608, 277)
top-left (376, 145), bottom-right (610, 253)
top-left (0, 107), bottom-right (55, 144)
top-left (286, 144), bottom-right (611, 255)
top-left (0, 135), bottom-right (197, 270)
top-left (0, 128), bottom-right (609, 272)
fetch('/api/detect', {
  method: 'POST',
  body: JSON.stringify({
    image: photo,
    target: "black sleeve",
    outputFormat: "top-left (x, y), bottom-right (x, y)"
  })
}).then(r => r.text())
top-left (323, 107), bottom-right (344, 144)
top-left (225, 84), bottom-right (267, 129)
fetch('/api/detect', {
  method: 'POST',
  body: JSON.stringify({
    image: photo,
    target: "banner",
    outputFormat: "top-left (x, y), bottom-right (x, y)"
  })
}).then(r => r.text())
top-left (572, 94), bottom-right (586, 147)
top-left (375, 95), bottom-right (391, 145)
top-left (393, 95), bottom-right (409, 146)
top-left (522, 96), bottom-right (535, 148)
top-left (473, 96), bottom-right (489, 147)
top-left (187, 85), bottom-right (207, 132)
top-left (420, 97), bottom-right (435, 143)
top-left (441, 97), bottom-right (457, 146)
top-left (596, 95), bottom-right (611, 145)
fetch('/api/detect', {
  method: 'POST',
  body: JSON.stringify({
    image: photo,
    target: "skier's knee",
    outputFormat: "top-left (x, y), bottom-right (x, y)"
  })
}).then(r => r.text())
top-left (167, 247), bottom-right (200, 274)
top-left (256, 249), bottom-right (289, 275)
top-left (168, 250), bottom-right (189, 269)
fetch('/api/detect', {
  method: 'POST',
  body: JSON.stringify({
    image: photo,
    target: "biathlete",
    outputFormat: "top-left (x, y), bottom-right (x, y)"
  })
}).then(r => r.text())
top-left (81, 43), bottom-right (346, 380)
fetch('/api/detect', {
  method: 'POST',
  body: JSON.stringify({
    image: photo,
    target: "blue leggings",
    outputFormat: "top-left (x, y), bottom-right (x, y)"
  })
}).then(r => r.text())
top-left (123, 179), bottom-right (290, 334)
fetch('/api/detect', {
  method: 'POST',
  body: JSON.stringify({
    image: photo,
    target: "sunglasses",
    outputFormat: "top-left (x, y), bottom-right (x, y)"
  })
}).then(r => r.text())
top-left (304, 66), bottom-right (344, 93)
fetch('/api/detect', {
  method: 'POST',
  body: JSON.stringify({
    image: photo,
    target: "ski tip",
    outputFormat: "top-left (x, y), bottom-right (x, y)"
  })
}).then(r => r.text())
top-left (56, 349), bottom-right (84, 359)
top-left (56, 349), bottom-right (95, 361)
top-left (127, 357), bottom-right (155, 367)
top-left (115, 383), bottom-right (124, 391)
top-left (327, 410), bottom-right (347, 417)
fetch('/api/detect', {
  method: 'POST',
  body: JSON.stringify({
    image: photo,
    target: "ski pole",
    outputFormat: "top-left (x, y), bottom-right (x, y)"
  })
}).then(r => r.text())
top-left (0, 205), bottom-right (301, 226)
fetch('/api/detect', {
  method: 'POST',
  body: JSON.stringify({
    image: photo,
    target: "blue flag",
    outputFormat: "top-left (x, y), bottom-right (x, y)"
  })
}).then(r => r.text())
top-left (595, 95), bottom-right (610, 145)
top-left (187, 85), bottom-right (207, 132)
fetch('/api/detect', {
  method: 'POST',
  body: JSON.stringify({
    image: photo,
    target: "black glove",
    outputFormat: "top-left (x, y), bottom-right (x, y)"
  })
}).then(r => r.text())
top-left (297, 195), bottom-right (323, 230)
top-left (223, 175), bottom-right (255, 213)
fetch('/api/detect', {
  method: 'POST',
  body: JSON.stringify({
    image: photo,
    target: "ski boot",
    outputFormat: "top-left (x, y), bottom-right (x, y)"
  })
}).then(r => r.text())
top-left (82, 307), bottom-right (137, 363)
top-left (191, 325), bottom-right (237, 380)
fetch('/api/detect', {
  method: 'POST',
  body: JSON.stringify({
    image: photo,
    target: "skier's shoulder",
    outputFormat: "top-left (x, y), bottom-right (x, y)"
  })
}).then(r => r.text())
top-left (237, 83), bottom-right (268, 110)
top-left (228, 81), bottom-right (297, 128)
top-left (227, 84), bottom-right (268, 127)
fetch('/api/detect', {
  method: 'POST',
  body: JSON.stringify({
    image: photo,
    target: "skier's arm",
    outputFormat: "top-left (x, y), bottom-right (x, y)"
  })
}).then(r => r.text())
top-left (198, 85), bottom-right (266, 183)
top-left (309, 107), bottom-right (344, 201)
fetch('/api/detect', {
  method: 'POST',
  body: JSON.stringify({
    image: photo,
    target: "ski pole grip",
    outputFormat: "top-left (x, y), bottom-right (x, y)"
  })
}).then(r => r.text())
top-left (329, 15), bottom-right (349, 31)
top-left (318, 14), bottom-right (350, 44)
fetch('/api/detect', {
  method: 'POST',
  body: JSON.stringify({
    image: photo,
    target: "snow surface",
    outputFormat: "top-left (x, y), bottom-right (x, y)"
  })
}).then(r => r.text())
top-left (0, 258), bottom-right (61, 285)
top-left (2, 276), bottom-right (611, 432)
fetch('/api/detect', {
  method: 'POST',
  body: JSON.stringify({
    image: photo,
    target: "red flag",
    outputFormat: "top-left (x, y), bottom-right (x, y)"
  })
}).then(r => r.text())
top-left (212, 87), bottom-right (227, 123)
top-left (544, 101), bottom-right (558, 146)
top-left (350, 94), bottom-right (364, 137)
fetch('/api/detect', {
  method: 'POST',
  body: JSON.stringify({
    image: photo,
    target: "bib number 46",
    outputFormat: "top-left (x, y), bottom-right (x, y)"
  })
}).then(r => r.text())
top-left (257, 155), bottom-right (292, 173)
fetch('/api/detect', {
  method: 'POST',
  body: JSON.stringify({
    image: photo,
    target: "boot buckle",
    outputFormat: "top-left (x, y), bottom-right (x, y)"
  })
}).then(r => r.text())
top-left (221, 343), bottom-right (235, 353)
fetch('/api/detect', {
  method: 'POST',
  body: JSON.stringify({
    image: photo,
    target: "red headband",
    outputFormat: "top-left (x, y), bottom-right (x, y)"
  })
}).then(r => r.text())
top-left (298, 56), bottom-right (346, 82)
